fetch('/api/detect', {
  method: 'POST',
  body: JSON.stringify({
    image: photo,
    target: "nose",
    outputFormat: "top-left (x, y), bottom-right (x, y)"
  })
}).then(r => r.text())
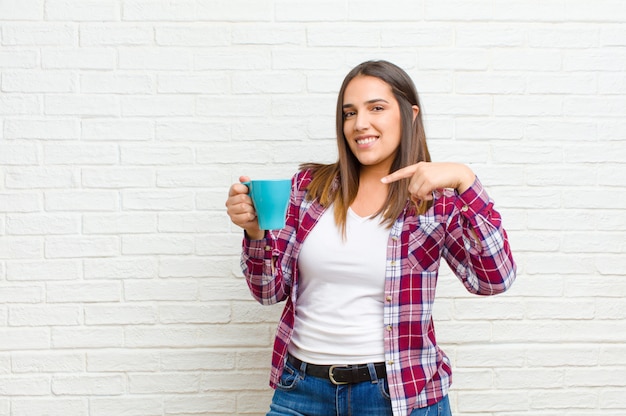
top-left (354, 111), bottom-right (370, 131)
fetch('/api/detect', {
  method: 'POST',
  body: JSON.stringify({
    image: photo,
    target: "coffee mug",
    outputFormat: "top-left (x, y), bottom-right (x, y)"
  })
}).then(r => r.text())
top-left (243, 179), bottom-right (291, 230)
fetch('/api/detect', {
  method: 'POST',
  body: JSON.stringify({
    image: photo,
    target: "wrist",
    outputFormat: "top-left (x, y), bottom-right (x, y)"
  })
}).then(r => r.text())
top-left (455, 165), bottom-right (476, 194)
top-left (245, 228), bottom-right (265, 240)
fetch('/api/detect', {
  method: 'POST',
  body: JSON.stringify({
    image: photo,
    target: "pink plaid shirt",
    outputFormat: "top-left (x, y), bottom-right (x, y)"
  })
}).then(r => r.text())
top-left (242, 169), bottom-right (516, 416)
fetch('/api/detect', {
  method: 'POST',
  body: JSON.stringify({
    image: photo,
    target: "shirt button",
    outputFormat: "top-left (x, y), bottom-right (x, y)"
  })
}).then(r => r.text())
top-left (461, 205), bottom-right (469, 213)
top-left (386, 325), bottom-right (392, 332)
top-left (387, 360), bottom-right (394, 365)
top-left (391, 236), bottom-right (398, 241)
top-left (390, 260), bottom-right (396, 266)
top-left (386, 295), bottom-right (392, 302)
top-left (264, 245), bottom-right (271, 251)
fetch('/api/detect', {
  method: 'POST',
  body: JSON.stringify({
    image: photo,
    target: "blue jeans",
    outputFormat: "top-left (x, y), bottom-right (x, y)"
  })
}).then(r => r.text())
top-left (267, 358), bottom-right (452, 416)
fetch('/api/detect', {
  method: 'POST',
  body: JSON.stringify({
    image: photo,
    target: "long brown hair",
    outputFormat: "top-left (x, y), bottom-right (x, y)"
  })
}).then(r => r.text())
top-left (301, 60), bottom-right (431, 232)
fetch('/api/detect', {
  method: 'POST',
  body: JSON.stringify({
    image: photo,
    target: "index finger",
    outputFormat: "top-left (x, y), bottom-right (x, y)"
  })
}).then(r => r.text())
top-left (381, 165), bottom-right (418, 184)
top-left (228, 182), bottom-right (250, 197)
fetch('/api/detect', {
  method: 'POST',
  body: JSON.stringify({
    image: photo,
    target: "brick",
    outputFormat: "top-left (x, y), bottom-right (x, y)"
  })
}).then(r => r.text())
top-left (0, 144), bottom-right (39, 165)
top-left (0, 237), bottom-right (43, 259)
top-left (492, 0), bottom-right (565, 21)
top-left (82, 213), bottom-right (156, 234)
top-left (599, 72), bottom-right (626, 94)
top-left (11, 399), bottom-right (87, 416)
top-left (159, 304), bottom-right (231, 324)
top-left (42, 48), bottom-right (116, 70)
top-left (87, 350), bottom-right (160, 372)
top-left (164, 393), bottom-right (237, 414)
top-left (80, 73), bottom-right (153, 94)
top-left (121, 190), bottom-right (194, 211)
top-left (11, 352), bottom-right (85, 373)
top-left (271, 49), bottom-right (345, 70)
top-left (79, 24), bottom-right (154, 46)
top-left (1, 23), bottom-right (75, 46)
top-left (0, 0), bottom-right (43, 20)
top-left (196, 0), bottom-right (273, 21)
top-left (2, 71), bottom-right (76, 93)
top-left (81, 168), bottom-right (154, 189)
top-left (129, 373), bottom-right (200, 393)
top-left (493, 49), bottom-right (562, 71)
top-left (455, 73), bottom-right (525, 94)
top-left (0, 50), bottom-right (38, 69)
top-left (425, 0), bottom-right (493, 21)
top-left (307, 24), bottom-right (380, 47)
top-left (157, 73), bottom-right (229, 94)
top-left (455, 24), bottom-right (524, 47)
top-left (51, 327), bottom-right (123, 348)
top-left (156, 120), bottom-right (230, 141)
top-left (121, 0), bottom-right (196, 21)
top-left (89, 397), bottom-right (162, 416)
top-left (0, 94), bottom-right (41, 115)
top-left (4, 118), bottom-right (79, 140)
top-left (158, 213), bottom-right (226, 233)
top-left (200, 370), bottom-right (268, 391)
top-left (82, 119), bottom-right (153, 141)
top-left (195, 47), bottom-right (271, 70)
top-left (275, 0), bottom-right (347, 22)
top-left (52, 375), bottom-right (125, 395)
top-left (124, 325), bottom-right (270, 347)
top-left (161, 350), bottom-right (236, 371)
top-left (0, 285), bottom-right (42, 303)
top-left (0, 328), bottom-right (50, 351)
top-left (121, 145), bottom-right (193, 165)
top-left (9, 305), bottom-right (80, 326)
top-left (0, 375), bottom-right (50, 395)
top-left (120, 95), bottom-right (195, 117)
top-left (44, 94), bottom-right (119, 116)
top-left (42, 142), bottom-right (116, 166)
top-left (46, 282), bottom-right (121, 303)
top-left (84, 304), bottom-right (156, 325)
top-left (232, 71), bottom-right (305, 94)
top-left (118, 47), bottom-right (193, 70)
top-left (44, 191), bottom-right (119, 212)
top-left (123, 279), bottom-right (197, 301)
top-left (156, 25), bottom-right (230, 46)
top-left (5, 168), bottom-right (78, 189)
top-left (83, 257), bottom-right (157, 279)
top-left (44, 0), bottom-right (119, 21)
top-left (232, 24), bottom-right (305, 45)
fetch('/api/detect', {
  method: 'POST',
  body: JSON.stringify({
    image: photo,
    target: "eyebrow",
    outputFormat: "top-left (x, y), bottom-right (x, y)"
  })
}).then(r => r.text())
top-left (342, 98), bottom-right (389, 109)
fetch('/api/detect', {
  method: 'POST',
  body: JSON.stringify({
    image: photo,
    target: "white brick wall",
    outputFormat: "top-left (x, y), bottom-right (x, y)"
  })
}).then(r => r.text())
top-left (1, 1), bottom-right (625, 415)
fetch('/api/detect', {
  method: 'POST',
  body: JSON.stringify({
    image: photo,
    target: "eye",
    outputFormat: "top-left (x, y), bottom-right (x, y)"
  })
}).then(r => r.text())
top-left (372, 105), bottom-right (384, 112)
top-left (343, 111), bottom-right (356, 119)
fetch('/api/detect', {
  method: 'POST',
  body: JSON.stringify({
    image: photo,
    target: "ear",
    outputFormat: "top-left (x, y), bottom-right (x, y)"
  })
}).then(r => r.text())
top-left (412, 105), bottom-right (420, 122)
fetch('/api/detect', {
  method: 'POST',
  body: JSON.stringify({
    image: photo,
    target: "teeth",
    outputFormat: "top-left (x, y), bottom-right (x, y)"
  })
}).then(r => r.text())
top-left (356, 137), bottom-right (377, 145)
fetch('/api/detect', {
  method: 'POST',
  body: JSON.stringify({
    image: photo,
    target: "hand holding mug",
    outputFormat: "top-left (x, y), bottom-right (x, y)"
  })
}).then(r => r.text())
top-left (226, 176), bottom-right (291, 240)
top-left (226, 176), bottom-right (264, 239)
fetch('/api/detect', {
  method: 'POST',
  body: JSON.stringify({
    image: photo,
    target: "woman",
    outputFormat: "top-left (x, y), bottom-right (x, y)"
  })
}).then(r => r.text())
top-left (226, 60), bottom-right (516, 416)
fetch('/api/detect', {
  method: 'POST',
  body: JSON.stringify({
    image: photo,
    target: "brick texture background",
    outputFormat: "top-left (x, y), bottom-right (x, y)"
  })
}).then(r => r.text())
top-left (1, 0), bottom-right (626, 415)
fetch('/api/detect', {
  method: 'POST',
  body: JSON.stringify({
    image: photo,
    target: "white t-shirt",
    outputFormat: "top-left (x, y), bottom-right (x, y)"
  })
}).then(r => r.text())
top-left (288, 206), bottom-right (389, 365)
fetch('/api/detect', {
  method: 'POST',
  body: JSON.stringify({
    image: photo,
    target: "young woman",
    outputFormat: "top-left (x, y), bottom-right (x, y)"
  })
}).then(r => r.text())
top-left (225, 60), bottom-right (516, 416)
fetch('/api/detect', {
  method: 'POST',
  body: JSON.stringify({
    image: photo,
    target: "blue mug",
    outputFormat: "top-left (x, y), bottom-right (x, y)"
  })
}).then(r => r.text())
top-left (243, 179), bottom-right (291, 230)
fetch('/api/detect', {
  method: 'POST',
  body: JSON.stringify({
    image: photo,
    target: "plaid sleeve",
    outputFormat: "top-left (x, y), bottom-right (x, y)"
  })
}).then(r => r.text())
top-left (241, 231), bottom-right (290, 305)
top-left (443, 177), bottom-right (517, 295)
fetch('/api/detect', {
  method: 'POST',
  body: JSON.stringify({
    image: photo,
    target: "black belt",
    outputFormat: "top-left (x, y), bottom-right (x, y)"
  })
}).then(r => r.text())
top-left (287, 354), bottom-right (386, 385)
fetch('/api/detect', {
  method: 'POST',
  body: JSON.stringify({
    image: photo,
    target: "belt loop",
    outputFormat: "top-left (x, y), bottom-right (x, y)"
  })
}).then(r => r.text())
top-left (298, 357), bottom-right (307, 377)
top-left (366, 362), bottom-right (379, 384)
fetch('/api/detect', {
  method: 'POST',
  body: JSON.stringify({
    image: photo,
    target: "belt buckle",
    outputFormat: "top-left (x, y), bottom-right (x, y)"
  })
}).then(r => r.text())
top-left (328, 365), bottom-right (349, 385)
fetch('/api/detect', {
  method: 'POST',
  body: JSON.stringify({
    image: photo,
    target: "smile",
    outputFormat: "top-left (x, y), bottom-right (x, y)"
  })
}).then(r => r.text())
top-left (356, 136), bottom-right (379, 145)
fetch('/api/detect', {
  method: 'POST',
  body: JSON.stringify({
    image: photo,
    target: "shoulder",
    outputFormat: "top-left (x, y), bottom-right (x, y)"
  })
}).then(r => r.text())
top-left (292, 168), bottom-right (314, 192)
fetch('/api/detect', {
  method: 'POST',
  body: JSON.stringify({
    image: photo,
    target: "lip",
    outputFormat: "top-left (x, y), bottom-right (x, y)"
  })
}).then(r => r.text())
top-left (355, 135), bottom-right (379, 147)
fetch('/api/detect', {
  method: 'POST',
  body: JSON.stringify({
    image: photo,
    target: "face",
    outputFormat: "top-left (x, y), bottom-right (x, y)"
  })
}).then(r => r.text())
top-left (342, 75), bottom-right (403, 174)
